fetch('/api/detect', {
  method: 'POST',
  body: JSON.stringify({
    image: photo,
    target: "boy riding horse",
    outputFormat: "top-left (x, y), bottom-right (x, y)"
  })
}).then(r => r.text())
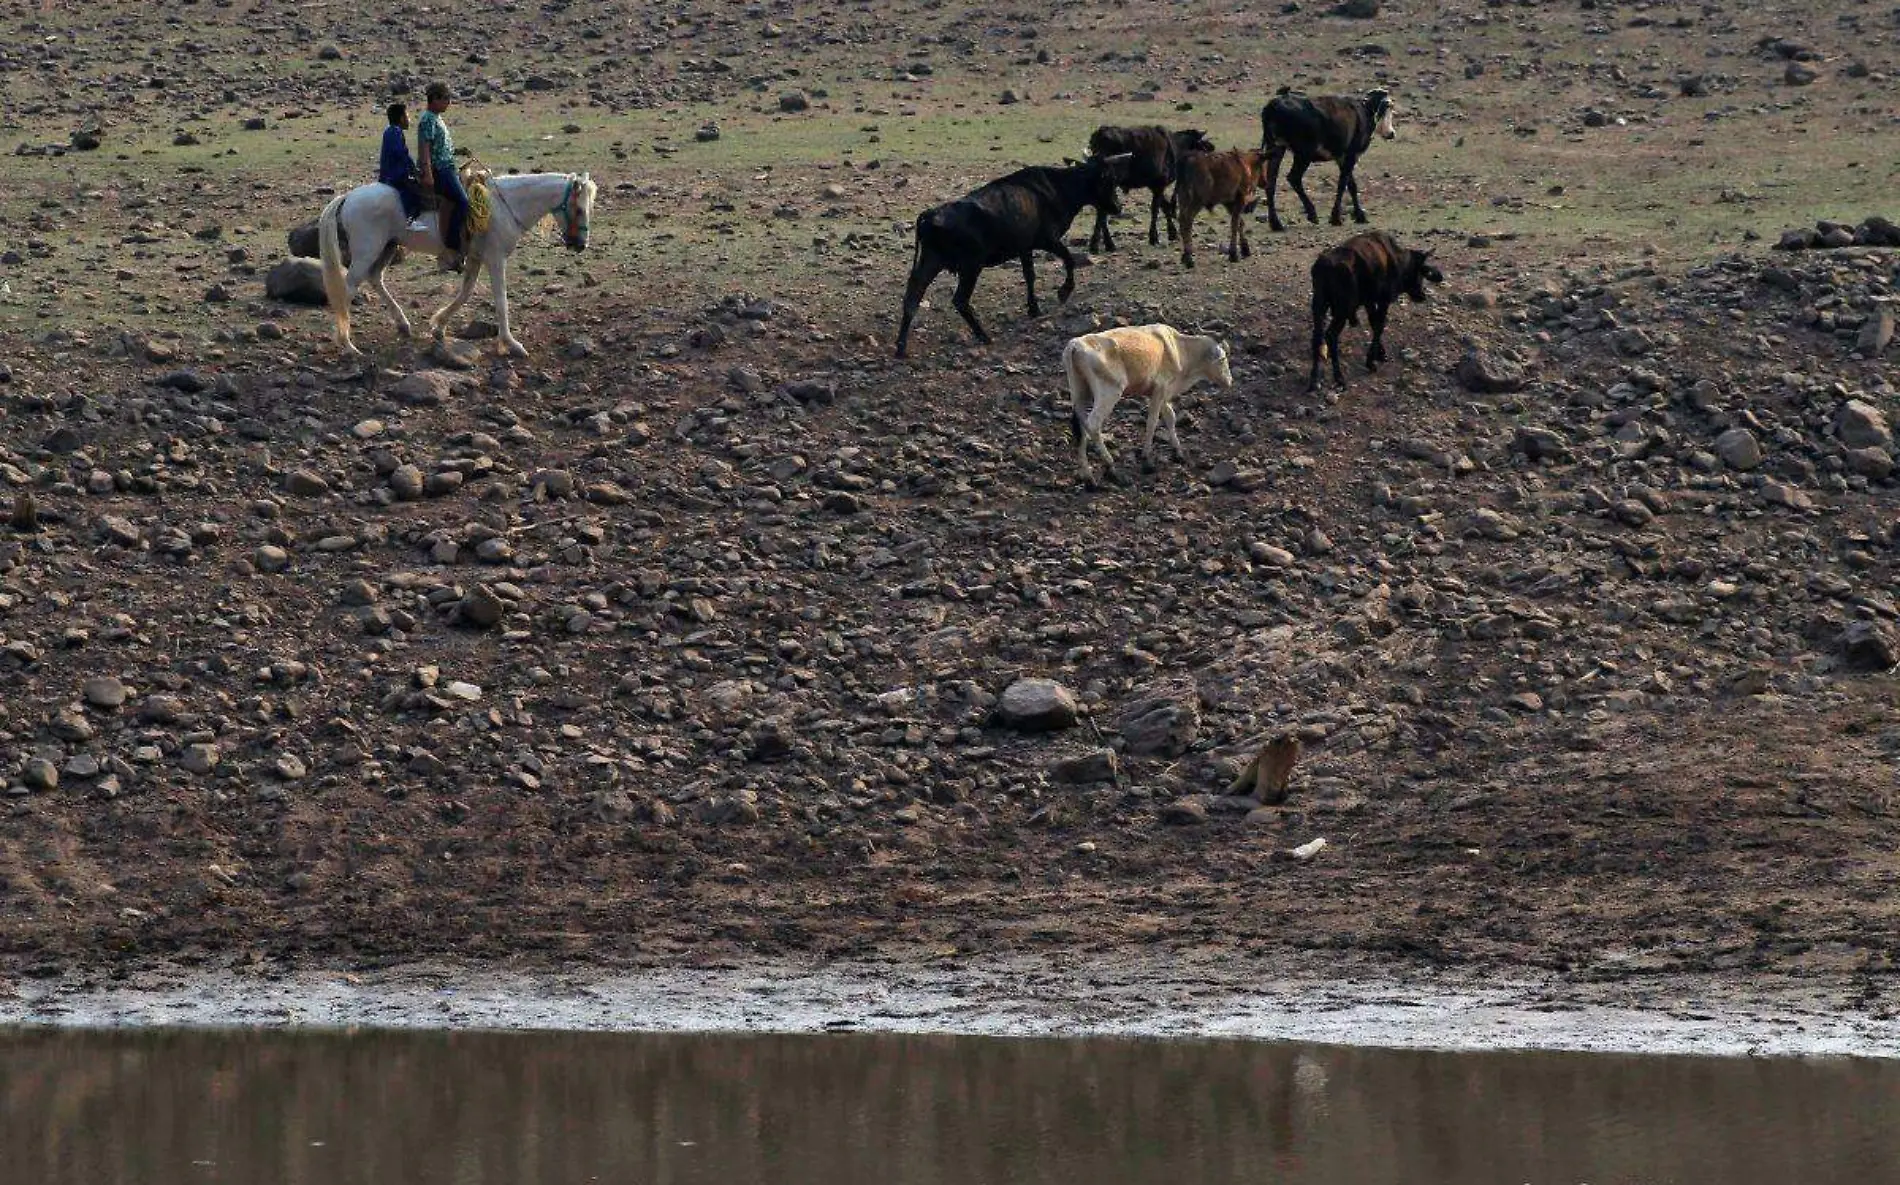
top-left (378, 103), bottom-right (422, 219)
top-left (416, 82), bottom-right (470, 271)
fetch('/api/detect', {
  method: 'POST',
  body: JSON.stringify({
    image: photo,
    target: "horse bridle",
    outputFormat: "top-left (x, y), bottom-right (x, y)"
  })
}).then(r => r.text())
top-left (473, 161), bottom-right (586, 249)
top-left (552, 177), bottom-right (588, 249)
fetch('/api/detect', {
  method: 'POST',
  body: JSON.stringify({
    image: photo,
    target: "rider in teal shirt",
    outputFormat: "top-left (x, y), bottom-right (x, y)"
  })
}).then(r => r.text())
top-left (417, 82), bottom-right (468, 265)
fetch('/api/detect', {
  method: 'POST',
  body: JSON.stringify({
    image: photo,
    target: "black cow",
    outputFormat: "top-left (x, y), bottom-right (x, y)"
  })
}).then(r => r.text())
top-left (1259, 86), bottom-right (1396, 231)
top-left (895, 157), bottom-right (1127, 359)
top-left (1085, 125), bottom-right (1215, 252)
top-left (1309, 230), bottom-right (1443, 390)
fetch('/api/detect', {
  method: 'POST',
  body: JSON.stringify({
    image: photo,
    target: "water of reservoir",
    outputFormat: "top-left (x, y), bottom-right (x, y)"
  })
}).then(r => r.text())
top-left (4, 1027), bottom-right (1895, 1184)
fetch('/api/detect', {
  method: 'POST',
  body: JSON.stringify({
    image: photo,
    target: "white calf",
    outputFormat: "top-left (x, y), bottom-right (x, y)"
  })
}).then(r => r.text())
top-left (1065, 324), bottom-right (1233, 486)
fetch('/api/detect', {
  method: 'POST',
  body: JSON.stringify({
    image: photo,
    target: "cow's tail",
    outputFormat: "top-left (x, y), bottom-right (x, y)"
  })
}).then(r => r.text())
top-left (911, 210), bottom-right (933, 268)
top-left (317, 192), bottom-right (351, 348)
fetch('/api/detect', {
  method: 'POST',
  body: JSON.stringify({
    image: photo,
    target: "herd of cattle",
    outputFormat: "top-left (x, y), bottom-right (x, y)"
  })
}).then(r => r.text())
top-left (895, 86), bottom-right (1447, 483)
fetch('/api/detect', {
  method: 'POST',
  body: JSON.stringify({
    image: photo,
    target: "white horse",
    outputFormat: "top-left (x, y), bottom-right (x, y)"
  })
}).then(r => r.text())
top-left (317, 170), bottom-right (597, 358)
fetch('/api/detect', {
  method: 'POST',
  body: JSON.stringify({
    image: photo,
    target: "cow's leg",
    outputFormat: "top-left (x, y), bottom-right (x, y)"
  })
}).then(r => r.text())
top-left (950, 266), bottom-right (990, 345)
top-left (1020, 253), bottom-right (1043, 318)
top-left (1329, 163), bottom-right (1351, 227)
top-left (1328, 312), bottom-right (1350, 389)
top-left (1178, 199), bottom-right (1198, 269)
top-left (1046, 240), bottom-right (1080, 305)
top-left (1140, 394), bottom-right (1166, 471)
top-left (1238, 201), bottom-right (1253, 258)
top-left (1070, 368), bottom-right (1098, 486)
top-left (1344, 157), bottom-right (1368, 224)
top-left (1089, 206), bottom-right (1115, 254)
top-left (1162, 401), bottom-right (1193, 469)
top-left (1366, 300), bottom-right (1390, 371)
top-left (1308, 291), bottom-right (1329, 391)
top-left (1288, 158), bottom-right (1320, 225)
top-left (1149, 185), bottom-right (1168, 245)
top-left (1226, 203), bottom-right (1244, 263)
top-left (895, 254), bottom-right (945, 359)
top-left (1265, 148), bottom-right (1287, 232)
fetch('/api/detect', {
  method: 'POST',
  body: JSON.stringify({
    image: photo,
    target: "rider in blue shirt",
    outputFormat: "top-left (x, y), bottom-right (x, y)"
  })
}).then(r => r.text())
top-left (377, 103), bottom-right (422, 220)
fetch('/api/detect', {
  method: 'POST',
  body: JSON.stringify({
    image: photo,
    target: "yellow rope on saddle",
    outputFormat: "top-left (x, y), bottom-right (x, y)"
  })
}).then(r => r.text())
top-left (465, 178), bottom-right (492, 237)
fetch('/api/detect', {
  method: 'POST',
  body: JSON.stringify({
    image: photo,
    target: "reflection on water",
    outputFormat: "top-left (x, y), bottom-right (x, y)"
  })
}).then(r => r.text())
top-left (3, 1027), bottom-right (1896, 1185)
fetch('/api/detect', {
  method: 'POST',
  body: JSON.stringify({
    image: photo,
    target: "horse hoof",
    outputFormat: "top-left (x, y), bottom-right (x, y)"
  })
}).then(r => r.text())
top-left (1353, 212), bottom-right (1369, 224)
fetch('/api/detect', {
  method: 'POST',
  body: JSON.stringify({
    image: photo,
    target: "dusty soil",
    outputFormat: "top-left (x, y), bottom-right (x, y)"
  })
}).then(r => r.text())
top-left (3, 0), bottom-right (1900, 1016)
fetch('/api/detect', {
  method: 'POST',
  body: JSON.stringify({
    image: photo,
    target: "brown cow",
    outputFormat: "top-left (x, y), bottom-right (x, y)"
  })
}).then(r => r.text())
top-left (1309, 230), bottom-right (1444, 390)
top-left (1174, 148), bottom-right (1267, 269)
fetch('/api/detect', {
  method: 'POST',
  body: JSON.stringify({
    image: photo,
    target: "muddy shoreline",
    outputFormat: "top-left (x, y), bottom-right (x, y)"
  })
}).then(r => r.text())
top-left (5, 953), bottom-right (1897, 1058)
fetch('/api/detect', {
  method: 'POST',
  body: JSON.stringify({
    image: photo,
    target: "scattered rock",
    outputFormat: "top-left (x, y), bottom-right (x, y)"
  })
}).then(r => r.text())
top-left (1839, 621), bottom-right (1899, 672)
top-left (265, 257), bottom-right (327, 305)
top-left (1836, 400), bottom-right (1892, 451)
top-left (1456, 346), bottom-right (1527, 394)
top-left (83, 676), bottom-right (128, 709)
top-left (1714, 427), bottom-right (1763, 471)
top-left (995, 678), bottom-right (1079, 732)
top-left (1115, 692), bottom-right (1200, 757)
top-left (1161, 795), bottom-right (1209, 825)
top-left (1050, 748), bottom-right (1120, 784)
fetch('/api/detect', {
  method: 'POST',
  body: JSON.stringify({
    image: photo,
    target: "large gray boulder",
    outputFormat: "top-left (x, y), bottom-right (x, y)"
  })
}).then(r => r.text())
top-left (265, 257), bottom-right (327, 306)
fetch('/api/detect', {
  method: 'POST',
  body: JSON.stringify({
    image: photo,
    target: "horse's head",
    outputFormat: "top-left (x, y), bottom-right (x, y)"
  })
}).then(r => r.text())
top-left (559, 173), bottom-right (597, 251)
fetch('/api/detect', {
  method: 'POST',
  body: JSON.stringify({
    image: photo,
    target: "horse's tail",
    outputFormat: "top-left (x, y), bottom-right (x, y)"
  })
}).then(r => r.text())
top-left (317, 192), bottom-right (351, 347)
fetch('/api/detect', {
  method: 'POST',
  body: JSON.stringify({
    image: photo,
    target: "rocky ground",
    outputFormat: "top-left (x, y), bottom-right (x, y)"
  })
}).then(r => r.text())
top-left (2, 0), bottom-right (1899, 1010)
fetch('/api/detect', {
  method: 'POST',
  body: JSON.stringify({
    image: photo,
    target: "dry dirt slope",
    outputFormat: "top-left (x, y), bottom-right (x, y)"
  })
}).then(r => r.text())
top-left (0, 0), bottom-right (1898, 997)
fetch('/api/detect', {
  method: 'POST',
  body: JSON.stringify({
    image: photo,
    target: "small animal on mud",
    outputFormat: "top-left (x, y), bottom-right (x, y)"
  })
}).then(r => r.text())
top-left (896, 156), bottom-right (1130, 358)
top-left (1173, 147), bottom-right (1268, 268)
top-left (1259, 86), bottom-right (1397, 231)
top-left (1309, 230), bottom-right (1444, 391)
top-left (1226, 735), bottom-right (1302, 805)
top-left (1065, 323), bottom-right (1233, 487)
top-left (1084, 125), bottom-right (1216, 252)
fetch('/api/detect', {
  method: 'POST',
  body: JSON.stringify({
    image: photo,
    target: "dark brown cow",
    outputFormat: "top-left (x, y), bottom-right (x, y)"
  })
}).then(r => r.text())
top-left (1085, 126), bottom-right (1216, 252)
top-left (895, 157), bottom-right (1128, 358)
top-left (1173, 148), bottom-right (1267, 269)
top-left (1259, 86), bottom-right (1397, 231)
top-left (1309, 230), bottom-right (1443, 390)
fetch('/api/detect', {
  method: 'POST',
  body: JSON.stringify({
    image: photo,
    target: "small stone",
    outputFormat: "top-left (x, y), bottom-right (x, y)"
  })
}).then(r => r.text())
top-left (1161, 795), bottom-right (1209, 825)
top-left (1116, 693), bottom-right (1200, 757)
top-left (779, 90), bottom-right (810, 112)
top-left (1844, 447), bottom-right (1894, 481)
top-left (22, 758), bottom-right (57, 791)
top-left (254, 545), bottom-right (290, 572)
top-left (1785, 61), bottom-right (1818, 86)
top-left (459, 584), bottom-right (508, 628)
top-left (97, 515), bottom-right (141, 547)
top-left (273, 754), bottom-right (308, 781)
top-left (283, 469), bottom-right (330, 496)
top-left (996, 678), bottom-right (1079, 732)
top-left (1050, 748), bottom-right (1119, 784)
top-left (83, 676), bottom-right (128, 709)
top-left (1455, 346), bottom-right (1527, 394)
top-left (1841, 622), bottom-right (1900, 671)
top-left (1714, 427), bottom-right (1762, 471)
top-left (1837, 400), bottom-right (1892, 451)
top-left (181, 743), bottom-right (220, 774)
top-left (1761, 480), bottom-right (1815, 511)
top-left (389, 465), bottom-right (426, 500)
